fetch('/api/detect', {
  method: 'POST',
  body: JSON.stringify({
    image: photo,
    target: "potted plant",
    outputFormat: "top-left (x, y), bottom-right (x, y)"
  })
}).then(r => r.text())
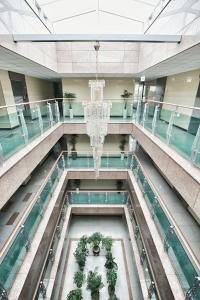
top-left (77, 235), bottom-right (89, 254)
top-left (119, 135), bottom-right (127, 160)
top-left (108, 294), bottom-right (119, 300)
top-left (102, 237), bottom-right (113, 253)
top-left (74, 179), bottom-right (81, 193)
top-left (67, 288), bottom-right (83, 300)
top-left (74, 245), bottom-right (88, 271)
top-left (88, 232), bottom-right (103, 256)
top-left (70, 134), bottom-right (78, 160)
top-left (105, 252), bottom-right (118, 270)
top-left (106, 269), bottom-right (117, 297)
top-left (74, 271), bottom-right (85, 288)
top-left (116, 180), bottom-right (123, 194)
top-left (86, 268), bottom-right (104, 300)
top-left (121, 89), bottom-right (133, 119)
top-left (64, 92), bottom-right (76, 119)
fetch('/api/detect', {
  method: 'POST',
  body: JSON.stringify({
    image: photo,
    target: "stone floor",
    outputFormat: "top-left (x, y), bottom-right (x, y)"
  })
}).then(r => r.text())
top-left (60, 215), bottom-right (143, 300)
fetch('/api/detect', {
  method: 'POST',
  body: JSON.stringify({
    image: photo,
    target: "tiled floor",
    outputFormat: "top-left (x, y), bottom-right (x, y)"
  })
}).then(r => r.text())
top-left (136, 149), bottom-right (200, 263)
top-left (60, 215), bottom-right (143, 300)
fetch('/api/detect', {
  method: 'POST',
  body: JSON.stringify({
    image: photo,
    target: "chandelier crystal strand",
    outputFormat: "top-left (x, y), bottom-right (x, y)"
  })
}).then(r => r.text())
top-left (83, 42), bottom-right (112, 178)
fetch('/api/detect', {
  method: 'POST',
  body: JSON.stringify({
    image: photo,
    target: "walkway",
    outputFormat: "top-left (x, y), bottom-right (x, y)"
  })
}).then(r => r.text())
top-left (0, 154), bottom-right (56, 251)
top-left (136, 149), bottom-right (200, 263)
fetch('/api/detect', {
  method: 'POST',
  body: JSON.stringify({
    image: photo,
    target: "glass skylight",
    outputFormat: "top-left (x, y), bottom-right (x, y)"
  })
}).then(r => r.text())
top-left (37, 0), bottom-right (160, 33)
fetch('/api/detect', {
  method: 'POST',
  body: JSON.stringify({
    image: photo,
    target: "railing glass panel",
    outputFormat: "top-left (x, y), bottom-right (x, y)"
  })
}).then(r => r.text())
top-left (131, 157), bottom-right (200, 298)
top-left (68, 191), bottom-right (128, 204)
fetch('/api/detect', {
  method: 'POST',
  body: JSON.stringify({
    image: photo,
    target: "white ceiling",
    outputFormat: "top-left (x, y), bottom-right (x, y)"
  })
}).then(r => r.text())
top-left (0, 45), bottom-right (59, 79)
top-left (1, 41), bottom-right (200, 81)
top-left (137, 43), bottom-right (200, 79)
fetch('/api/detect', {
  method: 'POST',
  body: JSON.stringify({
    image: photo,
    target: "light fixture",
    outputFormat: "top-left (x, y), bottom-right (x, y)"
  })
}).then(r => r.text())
top-left (83, 42), bottom-right (112, 178)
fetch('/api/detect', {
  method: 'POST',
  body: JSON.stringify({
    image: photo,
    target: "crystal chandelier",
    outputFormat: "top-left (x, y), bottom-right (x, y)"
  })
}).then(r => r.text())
top-left (83, 42), bottom-right (112, 177)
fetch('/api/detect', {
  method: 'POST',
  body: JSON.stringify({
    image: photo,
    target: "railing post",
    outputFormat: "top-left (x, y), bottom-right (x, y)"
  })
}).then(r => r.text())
top-left (148, 281), bottom-right (155, 299)
top-left (185, 276), bottom-right (200, 300)
top-left (152, 105), bottom-right (159, 135)
top-left (163, 225), bottom-right (174, 252)
top-left (36, 104), bottom-right (43, 134)
top-left (0, 283), bottom-right (8, 300)
top-left (140, 248), bottom-right (146, 264)
top-left (18, 109), bottom-right (28, 144)
top-left (56, 225), bottom-right (61, 239)
top-left (142, 102), bottom-right (148, 128)
top-left (62, 154), bottom-right (65, 169)
top-left (38, 280), bottom-right (46, 298)
top-left (55, 101), bottom-right (60, 122)
top-left (0, 143), bottom-right (4, 166)
top-left (166, 106), bottom-right (177, 144)
top-left (135, 101), bottom-right (141, 123)
top-left (48, 248), bottom-right (55, 263)
top-left (47, 102), bottom-right (54, 126)
top-left (20, 224), bottom-right (30, 251)
top-left (191, 124), bottom-right (200, 164)
top-left (134, 226), bottom-right (139, 240)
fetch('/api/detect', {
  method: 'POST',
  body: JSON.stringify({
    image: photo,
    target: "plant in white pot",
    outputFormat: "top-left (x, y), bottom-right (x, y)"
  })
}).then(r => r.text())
top-left (64, 92), bottom-right (76, 119)
top-left (121, 89), bottom-right (133, 119)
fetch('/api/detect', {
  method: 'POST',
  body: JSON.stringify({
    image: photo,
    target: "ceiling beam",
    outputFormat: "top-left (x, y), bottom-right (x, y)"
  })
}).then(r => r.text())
top-left (12, 34), bottom-right (182, 43)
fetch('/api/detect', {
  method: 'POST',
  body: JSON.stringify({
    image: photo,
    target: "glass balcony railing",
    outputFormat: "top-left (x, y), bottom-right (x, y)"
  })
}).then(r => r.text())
top-left (0, 99), bottom-right (60, 163)
top-left (0, 152), bottom-right (131, 295)
top-left (130, 156), bottom-right (200, 299)
top-left (132, 99), bottom-right (200, 167)
top-left (0, 98), bottom-right (199, 168)
top-left (128, 207), bottom-right (159, 300)
top-left (68, 191), bottom-right (129, 204)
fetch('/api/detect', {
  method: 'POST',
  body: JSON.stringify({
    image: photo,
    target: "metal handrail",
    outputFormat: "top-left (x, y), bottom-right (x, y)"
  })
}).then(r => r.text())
top-left (133, 154), bottom-right (200, 271)
top-left (0, 97), bottom-right (200, 111)
top-left (128, 199), bottom-right (162, 300)
top-left (32, 199), bottom-right (66, 299)
top-left (0, 152), bottom-right (63, 259)
top-left (0, 151), bottom-right (132, 258)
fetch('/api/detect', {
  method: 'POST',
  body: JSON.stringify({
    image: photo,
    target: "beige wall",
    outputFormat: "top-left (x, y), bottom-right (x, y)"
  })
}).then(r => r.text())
top-left (25, 76), bottom-right (54, 102)
top-left (161, 69), bottom-right (200, 129)
top-left (62, 78), bottom-right (134, 100)
top-left (67, 134), bottom-right (129, 153)
top-left (0, 69), bottom-right (18, 128)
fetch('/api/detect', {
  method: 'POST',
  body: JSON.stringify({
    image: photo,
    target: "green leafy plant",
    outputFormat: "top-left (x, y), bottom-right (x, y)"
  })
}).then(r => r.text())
top-left (74, 245), bottom-right (88, 271)
top-left (88, 232), bottom-right (103, 256)
top-left (64, 92), bottom-right (76, 109)
top-left (67, 288), bottom-right (82, 300)
top-left (102, 237), bottom-right (113, 253)
top-left (119, 135), bottom-right (127, 152)
top-left (73, 271), bottom-right (85, 288)
top-left (77, 235), bottom-right (89, 255)
top-left (121, 89), bottom-right (133, 109)
top-left (88, 232), bottom-right (103, 247)
top-left (108, 295), bottom-right (119, 300)
top-left (87, 268), bottom-right (104, 299)
top-left (105, 252), bottom-right (118, 270)
top-left (107, 268), bottom-right (117, 287)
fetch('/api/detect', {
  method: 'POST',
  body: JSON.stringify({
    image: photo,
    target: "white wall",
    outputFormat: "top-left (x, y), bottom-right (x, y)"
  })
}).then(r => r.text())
top-left (67, 134), bottom-right (129, 153)
top-left (25, 76), bottom-right (54, 102)
top-left (0, 70), bottom-right (18, 128)
top-left (62, 77), bottom-right (135, 100)
top-left (57, 42), bottom-right (139, 75)
top-left (161, 69), bottom-right (200, 129)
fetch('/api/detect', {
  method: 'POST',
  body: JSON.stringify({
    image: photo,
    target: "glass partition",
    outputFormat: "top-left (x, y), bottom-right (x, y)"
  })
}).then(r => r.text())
top-left (131, 156), bottom-right (200, 298)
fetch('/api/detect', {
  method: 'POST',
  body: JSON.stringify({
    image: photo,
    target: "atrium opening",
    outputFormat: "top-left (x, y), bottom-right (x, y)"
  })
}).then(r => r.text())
top-left (0, 1), bottom-right (200, 300)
